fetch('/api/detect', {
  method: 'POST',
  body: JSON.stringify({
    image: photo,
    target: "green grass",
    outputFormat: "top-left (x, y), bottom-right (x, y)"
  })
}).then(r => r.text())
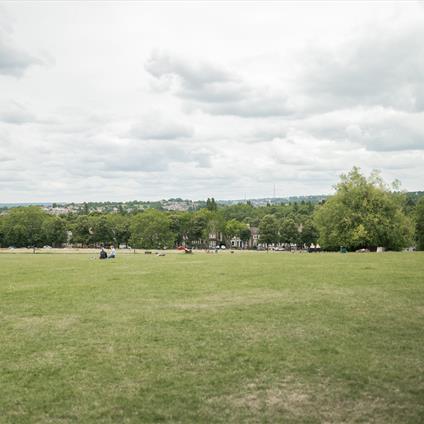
top-left (0, 251), bottom-right (423, 423)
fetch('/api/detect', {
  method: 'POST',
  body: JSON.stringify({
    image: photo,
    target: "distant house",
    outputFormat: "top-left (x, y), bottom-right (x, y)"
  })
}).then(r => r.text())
top-left (202, 226), bottom-right (261, 249)
top-left (230, 226), bottom-right (260, 249)
top-left (249, 227), bottom-right (260, 248)
top-left (230, 236), bottom-right (243, 249)
top-left (208, 231), bottom-right (224, 248)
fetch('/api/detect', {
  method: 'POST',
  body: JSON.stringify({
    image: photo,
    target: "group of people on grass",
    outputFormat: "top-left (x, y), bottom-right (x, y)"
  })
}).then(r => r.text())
top-left (99, 246), bottom-right (116, 259)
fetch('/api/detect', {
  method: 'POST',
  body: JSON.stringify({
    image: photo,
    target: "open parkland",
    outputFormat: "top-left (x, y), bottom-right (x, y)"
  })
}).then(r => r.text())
top-left (0, 249), bottom-right (423, 423)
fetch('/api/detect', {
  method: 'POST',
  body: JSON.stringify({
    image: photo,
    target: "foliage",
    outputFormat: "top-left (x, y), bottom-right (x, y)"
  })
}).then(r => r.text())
top-left (0, 172), bottom-right (419, 250)
top-left (169, 212), bottom-right (191, 246)
top-left (186, 209), bottom-right (218, 245)
top-left (259, 214), bottom-right (279, 246)
top-left (0, 207), bottom-right (48, 247)
top-left (239, 226), bottom-right (252, 243)
top-left (415, 197), bottom-right (424, 250)
top-left (129, 209), bottom-right (175, 249)
top-left (224, 219), bottom-right (248, 244)
top-left (92, 215), bottom-right (115, 246)
top-left (206, 197), bottom-right (218, 211)
top-left (70, 215), bottom-right (93, 246)
top-left (107, 214), bottom-right (131, 247)
top-left (42, 216), bottom-right (68, 247)
top-left (279, 218), bottom-right (299, 244)
top-left (299, 219), bottom-right (319, 245)
top-left (314, 168), bottom-right (414, 251)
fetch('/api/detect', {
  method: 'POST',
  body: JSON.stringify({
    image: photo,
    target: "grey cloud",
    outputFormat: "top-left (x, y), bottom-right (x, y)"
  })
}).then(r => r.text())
top-left (129, 115), bottom-right (194, 140)
top-left (201, 93), bottom-right (291, 118)
top-left (145, 51), bottom-right (292, 117)
top-left (346, 116), bottom-right (424, 151)
top-left (44, 134), bottom-right (212, 177)
top-left (300, 25), bottom-right (424, 112)
top-left (0, 101), bottom-right (36, 124)
top-left (146, 51), bottom-right (233, 87)
top-left (302, 108), bottom-right (424, 152)
top-left (100, 142), bottom-right (211, 173)
top-left (0, 39), bottom-right (42, 77)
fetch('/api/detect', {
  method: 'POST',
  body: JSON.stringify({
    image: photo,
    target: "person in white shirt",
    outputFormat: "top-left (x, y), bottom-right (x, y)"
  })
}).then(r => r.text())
top-left (108, 246), bottom-right (116, 259)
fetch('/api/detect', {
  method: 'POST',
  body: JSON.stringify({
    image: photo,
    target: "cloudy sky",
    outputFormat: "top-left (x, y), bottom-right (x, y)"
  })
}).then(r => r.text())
top-left (1, 1), bottom-right (424, 202)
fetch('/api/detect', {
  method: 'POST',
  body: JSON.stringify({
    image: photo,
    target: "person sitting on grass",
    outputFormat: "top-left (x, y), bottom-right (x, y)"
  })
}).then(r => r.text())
top-left (99, 247), bottom-right (107, 259)
top-left (108, 246), bottom-right (116, 259)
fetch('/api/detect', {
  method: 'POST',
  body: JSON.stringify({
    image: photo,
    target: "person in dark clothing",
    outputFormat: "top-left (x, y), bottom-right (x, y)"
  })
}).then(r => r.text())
top-left (99, 248), bottom-right (107, 259)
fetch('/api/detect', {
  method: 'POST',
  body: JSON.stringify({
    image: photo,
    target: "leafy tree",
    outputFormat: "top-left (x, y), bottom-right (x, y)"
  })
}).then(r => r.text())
top-left (204, 212), bottom-right (224, 245)
top-left (129, 210), bottom-right (175, 249)
top-left (279, 218), bottom-right (299, 244)
top-left (415, 197), bottom-right (424, 250)
top-left (169, 212), bottom-right (191, 246)
top-left (187, 209), bottom-right (211, 245)
top-left (314, 168), bottom-right (414, 251)
top-left (107, 214), bottom-right (130, 246)
top-left (239, 226), bottom-right (252, 246)
top-left (224, 220), bottom-right (251, 247)
top-left (221, 203), bottom-right (256, 222)
top-left (206, 197), bottom-right (218, 211)
top-left (299, 219), bottom-right (319, 245)
top-left (91, 215), bottom-right (115, 246)
top-left (259, 215), bottom-right (279, 247)
top-left (0, 215), bottom-right (5, 246)
top-left (2, 207), bottom-right (47, 247)
top-left (224, 219), bottom-right (245, 244)
top-left (42, 216), bottom-right (68, 247)
top-left (71, 215), bottom-right (93, 246)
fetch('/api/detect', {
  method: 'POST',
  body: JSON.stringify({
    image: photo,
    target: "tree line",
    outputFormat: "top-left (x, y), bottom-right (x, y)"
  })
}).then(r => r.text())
top-left (0, 168), bottom-right (423, 251)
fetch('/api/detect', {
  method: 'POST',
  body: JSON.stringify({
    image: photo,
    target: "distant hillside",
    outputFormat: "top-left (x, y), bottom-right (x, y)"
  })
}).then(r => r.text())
top-left (0, 203), bottom-right (52, 209)
top-left (1, 191), bottom-right (423, 212)
top-left (218, 195), bottom-right (329, 206)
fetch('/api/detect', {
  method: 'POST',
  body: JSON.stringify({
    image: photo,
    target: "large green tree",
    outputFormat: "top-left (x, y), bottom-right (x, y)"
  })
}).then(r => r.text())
top-left (42, 216), bottom-right (68, 247)
top-left (1, 207), bottom-right (48, 247)
top-left (259, 215), bottom-right (279, 247)
top-left (107, 214), bottom-right (130, 247)
top-left (71, 215), bottom-right (94, 246)
top-left (279, 218), bottom-right (299, 244)
top-left (299, 219), bottom-right (319, 245)
top-left (186, 209), bottom-right (218, 245)
top-left (129, 210), bottom-right (176, 249)
top-left (239, 226), bottom-right (252, 246)
top-left (224, 219), bottom-right (248, 245)
top-left (169, 212), bottom-right (191, 246)
top-left (91, 215), bottom-right (115, 246)
top-left (415, 197), bottom-right (424, 250)
top-left (206, 197), bottom-right (218, 211)
top-left (314, 168), bottom-right (414, 251)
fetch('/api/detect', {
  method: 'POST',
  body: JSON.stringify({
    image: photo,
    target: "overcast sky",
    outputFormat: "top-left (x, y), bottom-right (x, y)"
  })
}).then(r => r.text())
top-left (1, 1), bottom-right (424, 202)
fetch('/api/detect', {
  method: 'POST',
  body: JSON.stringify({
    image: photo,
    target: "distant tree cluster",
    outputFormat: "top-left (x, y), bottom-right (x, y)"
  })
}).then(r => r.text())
top-left (0, 168), bottom-right (422, 251)
top-left (0, 207), bottom-right (67, 248)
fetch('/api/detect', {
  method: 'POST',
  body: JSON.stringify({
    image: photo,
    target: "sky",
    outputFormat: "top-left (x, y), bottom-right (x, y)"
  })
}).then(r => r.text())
top-left (1, 1), bottom-right (424, 202)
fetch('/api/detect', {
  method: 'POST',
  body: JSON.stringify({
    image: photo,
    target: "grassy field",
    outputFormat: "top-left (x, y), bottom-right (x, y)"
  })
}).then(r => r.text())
top-left (0, 251), bottom-right (423, 423)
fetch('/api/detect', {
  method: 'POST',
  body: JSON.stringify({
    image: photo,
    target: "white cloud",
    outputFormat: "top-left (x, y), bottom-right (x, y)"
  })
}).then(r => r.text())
top-left (0, 12), bottom-right (42, 77)
top-left (0, 100), bottom-right (36, 124)
top-left (129, 112), bottom-right (194, 140)
top-left (0, 2), bottom-right (423, 202)
top-left (145, 51), bottom-right (292, 117)
top-left (296, 25), bottom-right (424, 113)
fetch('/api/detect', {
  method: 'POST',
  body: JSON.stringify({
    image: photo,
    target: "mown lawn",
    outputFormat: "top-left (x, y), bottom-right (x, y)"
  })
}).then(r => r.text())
top-left (0, 251), bottom-right (423, 423)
